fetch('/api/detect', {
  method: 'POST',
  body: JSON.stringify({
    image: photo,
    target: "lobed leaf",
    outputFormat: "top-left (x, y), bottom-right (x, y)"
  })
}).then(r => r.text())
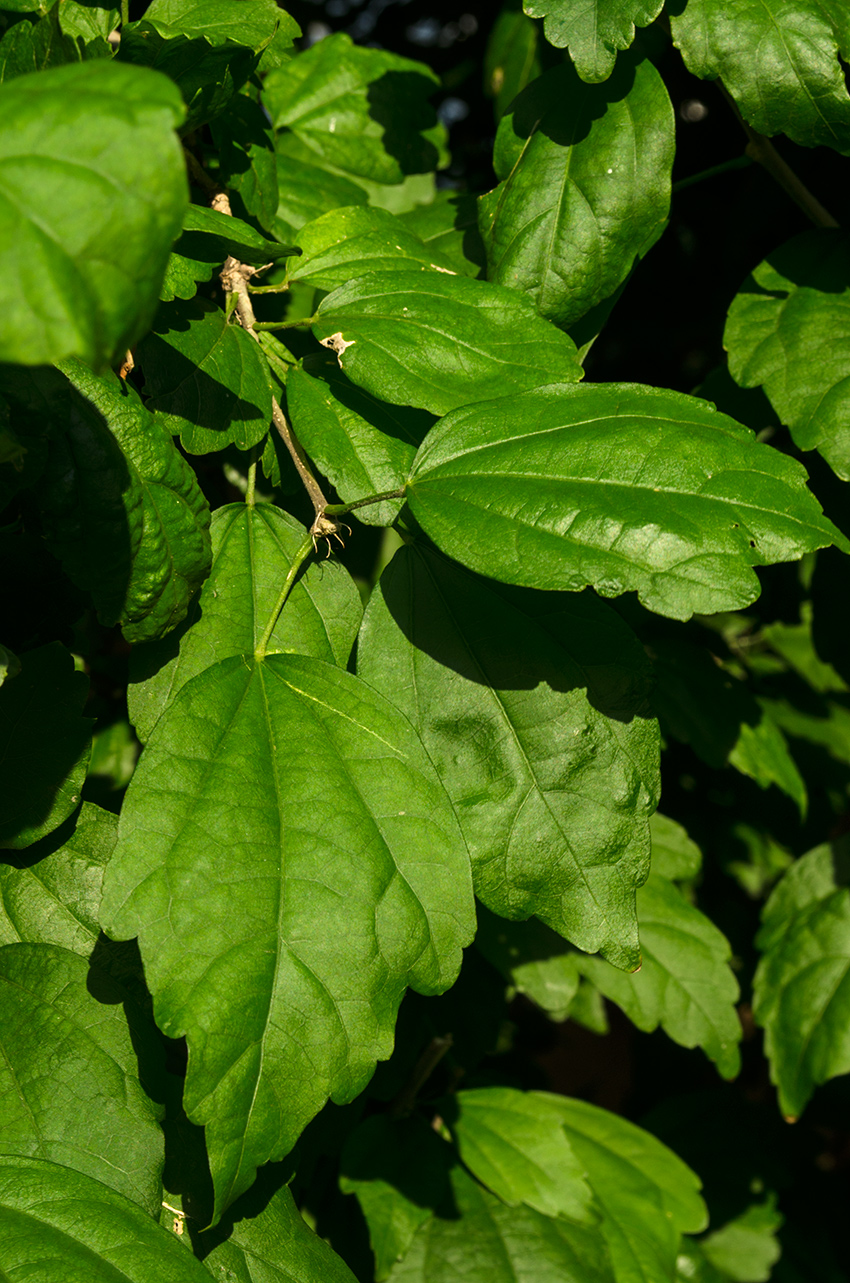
top-left (406, 383), bottom-right (849, 620)
top-left (358, 543), bottom-right (659, 968)
top-left (0, 59), bottom-right (187, 369)
top-left (523, 0), bottom-right (664, 82)
top-left (101, 652), bottom-right (475, 1222)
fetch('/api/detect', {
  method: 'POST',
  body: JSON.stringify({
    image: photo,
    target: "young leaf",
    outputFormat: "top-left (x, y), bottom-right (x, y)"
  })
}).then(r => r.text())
top-left (670, 0), bottom-right (850, 154)
top-left (523, 0), bottom-right (664, 82)
top-left (0, 1156), bottom-right (212, 1280)
top-left (357, 543), bottom-right (659, 968)
top-left (444, 1087), bottom-right (596, 1223)
top-left (0, 942), bottom-right (164, 1213)
top-left (475, 906), bottom-right (581, 1021)
top-left (137, 299), bottom-right (274, 454)
top-left (39, 360), bottom-right (212, 644)
top-left (263, 32), bottom-right (445, 185)
top-left (578, 872), bottom-right (743, 1078)
top-left (699, 1197), bottom-right (784, 1283)
top-left (0, 802), bottom-right (116, 952)
top-left (286, 365), bottom-right (432, 524)
top-left (0, 59), bottom-right (187, 369)
top-left (100, 652), bottom-right (475, 1222)
top-left (0, 643), bottom-right (92, 850)
top-left (289, 206), bottom-right (458, 290)
top-left (649, 812), bottom-right (701, 882)
top-left (127, 501), bottom-right (362, 741)
top-left (725, 230), bottom-right (850, 480)
top-left (479, 53), bottom-right (673, 328)
top-left (753, 841), bottom-right (850, 1120)
top-left (406, 383), bottom-right (849, 621)
top-left (312, 272), bottom-right (582, 417)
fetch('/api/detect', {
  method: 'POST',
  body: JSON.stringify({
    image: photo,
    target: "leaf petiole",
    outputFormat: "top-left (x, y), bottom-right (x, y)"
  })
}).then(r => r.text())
top-left (255, 533), bottom-right (315, 660)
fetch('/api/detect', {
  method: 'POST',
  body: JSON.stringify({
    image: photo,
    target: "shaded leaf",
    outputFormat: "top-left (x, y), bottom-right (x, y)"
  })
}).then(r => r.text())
top-left (406, 383), bottom-right (848, 621)
top-left (484, 4), bottom-right (542, 119)
top-left (479, 54), bottom-right (673, 328)
top-left (0, 59), bottom-right (187, 369)
top-left (181, 202), bottom-right (296, 263)
top-left (753, 840), bottom-right (850, 1119)
top-left (399, 191), bottom-right (486, 277)
top-left (0, 942), bottom-right (164, 1212)
top-left (0, 801), bottom-right (116, 952)
top-left (358, 543), bottom-right (658, 968)
top-left (101, 652), bottom-right (475, 1221)
top-left (670, 0), bottom-right (850, 154)
top-left (725, 230), bottom-right (850, 480)
top-left (264, 32), bottom-right (446, 185)
top-left (0, 643), bottom-right (92, 850)
top-left (699, 1196), bottom-right (783, 1282)
top-left (0, 6), bottom-right (84, 82)
top-left (313, 273), bottom-right (582, 417)
top-left (140, 0), bottom-right (290, 50)
top-left (0, 1156), bottom-right (212, 1279)
top-left (523, 0), bottom-right (663, 81)
top-left (127, 501), bottom-right (362, 741)
top-left (138, 299), bottom-right (273, 454)
top-left (211, 93), bottom-right (279, 233)
top-left (273, 138), bottom-right (369, 244)
top-left (290, 206), bottom-right (457, 290)
top-left (57, 0), bottom-right (119, 42)
top-left (475, 905), bottom-right (581, 1021)
top-left (649, 812), bottom-right (701, 882)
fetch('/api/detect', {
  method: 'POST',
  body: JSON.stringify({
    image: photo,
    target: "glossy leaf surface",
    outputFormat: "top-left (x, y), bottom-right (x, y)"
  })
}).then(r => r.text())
top-left (406, 383), bottom-right (848, 620)
top-left (523, 0), bottom-right (664, 82)
top-left (313, 273), bottom-right (581, 417)
top-left (101, 652), bottom-right (475, 1221)
top-left (725, 229), bottom-right (850, 479)
top-left (358, 543), bottom-right (658, 968)
top-left (0, 60), bottom-right (187, 368)
top-left (479, 55), bottom-right (673, 327)
top-left (290, 206), bottom-right (457, 290)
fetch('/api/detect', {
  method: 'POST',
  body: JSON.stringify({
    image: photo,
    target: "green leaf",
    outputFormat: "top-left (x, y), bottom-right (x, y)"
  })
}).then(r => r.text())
top-left (0, 1156), bottom-right (212, 1280)
top-left (263, 32), bottom-right (445, 185)
top-left (286, 365), bottom-right (432, 525)
top-left (0, 642), bottom-right (20, 686)
top-left (140, 0), bottom-right (289, 50)
top-left (38, 360), bottom-right (212, 644)
top-left (444, 1087), bottom-right (595, 1223)
top-left (753, 840), bottom-right (850, 1119)
top-left (211, 93), bottom-right (279, 233)
top-left (649, 812), bottom-right (701, 882)
top-left (199, 1182), bottom-right (358, 1282)
top-left (289, 206), bottom-right (458, 290)
top-left (100, 652), bottom-right (475, 1222)
top-left (340, 1114), bottom-right (454, 1280)
top-left (0, 60), bottom-right (187, 369)
top-left (523, 0), bottom-right (663, 81)
top-left (727, 706), bottom-right (807, 818)
top-left (398, 191), bottom-right (486, 278)
top-left (0, 942), bottom-right (164, 1212)
top-left (137, 299), bottom-right (273, 454)
top-left (387, 1163), bottom-right (614, 1283)
top-left (0, 6), bottom-right (83, 82)
top-left (127, 501), bottom-right (362, 741)
top-left (0, 643), bottom-right (92, 850)
top-left (670, 0), bottom-right (850, 153)
top-left (358, 543), bottom-right (658, 968)
top-left (475, 906), bottom-right (581, 1021)
top-left (0, 801), bottom-right (116, 952)
top-left (406, 383), bottom-right (848, 621)
top-left (57, 0), bottom-right (119, 43)
top-left (554, 1095), bottom-right (707, 1283)
top-left (725, 230), bottom-right (850, 480)
top-left (484, 5), bottom-right (542, 119)
top-left (181, 203), bottom-right (296, 263)
top-left (479, 54), bottom-right (673, 328)
top-left (273, 140), bottom-right (369, 245)
top-left (762, 603), bottom-right (848, 695)
top-left (699, 1196), bottom-right (784, 1283)
top-left (578, 872), bottom-right (742, 1077)
top-left (312, 273), bottom-right (582, 418)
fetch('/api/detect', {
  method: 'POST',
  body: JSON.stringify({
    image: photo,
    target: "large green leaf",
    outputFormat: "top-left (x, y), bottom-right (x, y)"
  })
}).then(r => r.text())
top-left (670, 0), bottom-right (850, 154)
top-left (0, 59), bottom-right (187, 369)
top-left (724, 230), bottom-right (850, 480)
top-left (444, 1088), bottom-right (595, 1223)
top-left (286, 365), bottom-right (432, 525)
top-left (753, 841), bottom-right (850, 1119)
top-left (263, 32), bottom-right (445, 185)
top-left (289, 206), bottom-right (457, 290)
top-left (0, 802), bottom-right (116, 951)
top-left (100, 652), bottom-right (475, 1222)
top-left (388, 1163), bottom-right (614, 1283)
top-left (523, 0), bottom-right (664, 81)
top-left (399, 192), bottom-right (485, 278)
top-left (37, 360), bottom-right (211, 644)
top-left (140, 0), bottom-right (292, 49)
top-left (0, 643), bottom-right (92, 850)
top-left (312, 273), bottom-right (582, 417)
top-left (554, 1096), bottom-right (707, 1283)
top-left (273, 141), bottom-right (369, 245)
top-left (127, 501), bottom-right (363, 741)
top-left (358, 543), bottom-right (658, 968)
top-left (137, 299), bottom-right (274, 454)
top-left (579, 872), bottom-right (742, 1077)
top-left (0, 942), bottom-right (164, 1212)
top-left (0, 1156), bottom-right (212, 1280)
top-left (479, 54), bottom-right (673, 328)
top-left (406, 383), bottom-right (848, 621)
